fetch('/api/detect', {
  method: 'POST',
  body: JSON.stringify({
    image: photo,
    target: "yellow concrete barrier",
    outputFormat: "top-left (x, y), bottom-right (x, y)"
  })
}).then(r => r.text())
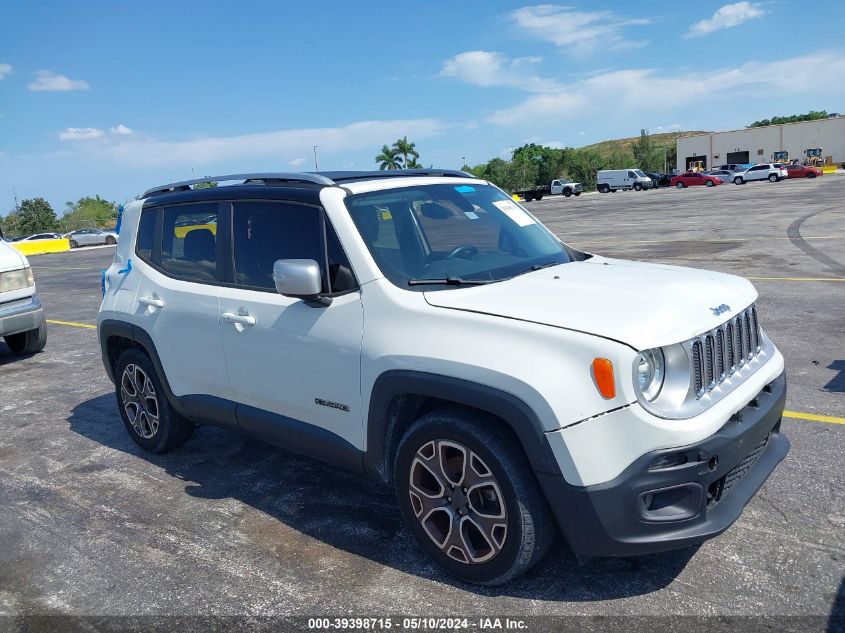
top-left (822, 165), bottom-right (837, 174)
top-left (12, 238), bottom-right (71, 256)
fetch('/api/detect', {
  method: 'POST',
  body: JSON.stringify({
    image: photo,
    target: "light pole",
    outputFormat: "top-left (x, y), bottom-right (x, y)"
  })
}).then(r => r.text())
top-left (313, 146), bottom-right (320, 172)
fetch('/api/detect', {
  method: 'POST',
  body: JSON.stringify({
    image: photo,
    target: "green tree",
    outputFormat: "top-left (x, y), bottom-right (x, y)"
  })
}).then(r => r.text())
top-left (566, 150), bottom-right (606, 191)
top-left (16, 198), bottom-right (58, 235)
top-left (375, 144), bottom-right (402, 170)
top-left (62, 195), bottom-right (119, 230)
top-left (192, 181), bottom-right (217, 189)
top-left (392, 136), bottom-right (419, 168)
top-left (749, 110), bottom-right (828, 128)
top-left (632, 129), bottom-right (662, 171)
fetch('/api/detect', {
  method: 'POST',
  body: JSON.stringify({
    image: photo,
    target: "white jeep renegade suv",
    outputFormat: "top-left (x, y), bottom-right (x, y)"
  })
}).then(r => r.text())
top-left (98, 170), bottom-right (788, 585)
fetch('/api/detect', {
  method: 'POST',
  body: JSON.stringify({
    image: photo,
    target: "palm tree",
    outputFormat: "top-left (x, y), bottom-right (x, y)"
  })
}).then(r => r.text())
top-left (405, 158), bottom-right (422, 169)
top-left (392, 136), bottom-right (419, 168)
top-left (376, 145), bottom-right (402, 170)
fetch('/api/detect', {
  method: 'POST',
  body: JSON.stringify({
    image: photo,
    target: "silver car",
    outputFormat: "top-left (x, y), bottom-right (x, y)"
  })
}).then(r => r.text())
top-left (64, 228), bottom-right (118, 248)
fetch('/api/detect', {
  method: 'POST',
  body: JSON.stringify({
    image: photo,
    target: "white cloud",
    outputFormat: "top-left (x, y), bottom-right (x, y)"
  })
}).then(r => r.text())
top-left (686, 2), bottom-right (766, 38)
top-left (0, 63), bottom-right (11, 80)
top-left (55, 118), bottom-right (444, 167)
top-left (441, 51), bottom-right (547, 91)
top-left (59, 127), bottom-right (105, 141)
top-left (289, 157), bottom-right (306, 166)
top-left (109, 124), bottom-right (134, 135)
top-left (507, 5), bottom-right (651, 52)
top-left (484, 52), bottom-right (845, 126)
top-left (28, 70), bottom-right (90, 91)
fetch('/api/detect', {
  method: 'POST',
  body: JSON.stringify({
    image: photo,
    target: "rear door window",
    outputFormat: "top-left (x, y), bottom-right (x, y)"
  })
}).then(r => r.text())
top-left (160, 204), bottom-right (220, 282)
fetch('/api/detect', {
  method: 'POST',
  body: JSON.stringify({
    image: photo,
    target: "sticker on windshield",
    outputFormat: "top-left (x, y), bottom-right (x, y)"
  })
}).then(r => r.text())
top-left (493, 199), bottom-right (536, 227)
top-left (454, 185), bottom-right (475, 193)
top-left (464, 211), bottom-right (479, 220)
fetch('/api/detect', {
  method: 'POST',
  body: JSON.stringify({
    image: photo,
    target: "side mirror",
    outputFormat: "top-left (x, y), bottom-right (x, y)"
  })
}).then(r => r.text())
top-left (273, 259), bottom-right (323, 300)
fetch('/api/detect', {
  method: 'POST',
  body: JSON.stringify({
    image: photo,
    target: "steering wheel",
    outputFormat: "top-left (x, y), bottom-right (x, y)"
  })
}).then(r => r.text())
top-left (446, 244), bottom-right (479, 260)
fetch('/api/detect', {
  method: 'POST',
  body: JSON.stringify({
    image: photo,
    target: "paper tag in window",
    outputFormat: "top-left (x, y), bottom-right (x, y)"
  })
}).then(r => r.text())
top-left (464, 211), bottom-right (479, 220)
top-left (493, 200), bottom-right (535, 227)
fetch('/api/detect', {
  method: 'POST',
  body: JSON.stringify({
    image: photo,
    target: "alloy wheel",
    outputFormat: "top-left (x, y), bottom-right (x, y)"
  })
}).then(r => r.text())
top-left (408, 440), bottom-right (508, 564)
top-left (120, 364), bottom-right (160, 439)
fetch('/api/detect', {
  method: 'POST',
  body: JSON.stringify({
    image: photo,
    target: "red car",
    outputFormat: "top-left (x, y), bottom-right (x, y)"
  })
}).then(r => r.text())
top-left (670, 172), bottom-right (723, 188)
top-left (784, 164), bottom-right (822, 179)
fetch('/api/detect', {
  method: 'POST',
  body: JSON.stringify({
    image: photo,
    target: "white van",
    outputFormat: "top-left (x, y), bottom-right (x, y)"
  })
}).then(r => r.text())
top-left (0, 229), bottom-right (47, 355)
top-left (597, 169), bottom-right (652, 193)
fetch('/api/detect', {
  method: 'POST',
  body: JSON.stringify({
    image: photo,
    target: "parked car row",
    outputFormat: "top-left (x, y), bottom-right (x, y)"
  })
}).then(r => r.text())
top-left (2, 228), bottom-right (118, 247)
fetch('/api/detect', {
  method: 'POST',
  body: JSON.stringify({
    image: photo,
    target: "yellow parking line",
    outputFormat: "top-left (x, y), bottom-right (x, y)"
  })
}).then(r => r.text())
top-left (748, 277), bottom-right (845, 282)
top-left (46, 319), bottom-right (97, 330)
top-left (783, 410), bottom-right (845, 425)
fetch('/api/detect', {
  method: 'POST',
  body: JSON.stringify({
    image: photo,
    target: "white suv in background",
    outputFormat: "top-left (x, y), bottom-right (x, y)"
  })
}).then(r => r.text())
top-left (98, 170), bottom-right (788, 585)
top-left (0, 229), bottom-right (47, 355)
top-left (733, 163), bottom-right (787, 184)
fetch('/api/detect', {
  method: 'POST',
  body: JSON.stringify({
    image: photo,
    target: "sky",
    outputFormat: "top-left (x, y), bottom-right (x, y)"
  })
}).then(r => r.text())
top-left (1, 1), bottom-right (844, 212)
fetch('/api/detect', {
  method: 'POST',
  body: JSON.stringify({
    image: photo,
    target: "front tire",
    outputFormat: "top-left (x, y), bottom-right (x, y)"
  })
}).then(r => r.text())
top-left (114, 348), bottom-right (194, 453)
top-left (563, 189), bottom-right (572, 197)
top-left (395, 409), bottom-right (554, 585)
top-left (574, 191), bottom-right (581, 196)
top-left (69, 240), bottom-right (78, 249)
top-left (807, 172), bottom-right (817, 179)
top-left (768, 174), bottom-right (778, 182)
top-left (634, 183), bottom-right (642, 191)
top-left (4, 322), bottom-right (47, 355)
top-left (675, 182), bottom-right (685, 189)
top-left (706, 179), bottom-right (714, 187)
top-left (734, 177), bottom-right (744, 185)
top-left (105, 235), bottom-right (116, 245)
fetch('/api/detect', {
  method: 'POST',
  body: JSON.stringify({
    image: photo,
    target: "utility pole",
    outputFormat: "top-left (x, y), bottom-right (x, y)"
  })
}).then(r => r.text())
top-left (313, 146), bottom-right (320, 172)
top-left (13, 187), bottom-right (19, 211)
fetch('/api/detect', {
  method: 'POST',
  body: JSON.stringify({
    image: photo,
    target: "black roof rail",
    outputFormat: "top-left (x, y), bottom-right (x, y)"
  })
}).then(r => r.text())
top-left (141, 169), bottom-right (477, 198)
top-left (142, 172), bottom-right (336, 198)
top-left (319, 169), bottom-right (475, 182)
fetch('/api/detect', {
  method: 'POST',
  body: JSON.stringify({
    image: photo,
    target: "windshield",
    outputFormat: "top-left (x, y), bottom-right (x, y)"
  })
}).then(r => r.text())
top-left (634, 169), bottom-right (647, 177)
top-left (345, 183), bottom-right (571, 289)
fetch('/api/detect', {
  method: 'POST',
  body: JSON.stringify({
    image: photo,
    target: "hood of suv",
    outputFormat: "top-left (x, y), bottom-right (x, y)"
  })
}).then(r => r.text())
top-left (423, 257), bottom-right (757, 350)
top-left (0, 240), bottom-right (27, 273)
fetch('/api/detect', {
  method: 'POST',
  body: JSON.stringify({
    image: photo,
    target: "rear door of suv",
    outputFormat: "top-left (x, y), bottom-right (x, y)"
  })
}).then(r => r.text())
top-left (217, 199), bottom-right (364, 451)
top-left (132, 202), bottom-right (236, 421)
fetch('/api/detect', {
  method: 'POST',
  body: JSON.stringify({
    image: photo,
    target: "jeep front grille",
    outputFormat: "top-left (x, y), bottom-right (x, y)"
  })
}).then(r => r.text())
top-left (692, 305), bottom-right (761, 398)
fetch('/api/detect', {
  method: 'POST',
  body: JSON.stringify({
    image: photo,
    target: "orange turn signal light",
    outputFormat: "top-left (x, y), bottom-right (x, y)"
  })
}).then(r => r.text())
top-left (592, 358), bottom-right (616, 399)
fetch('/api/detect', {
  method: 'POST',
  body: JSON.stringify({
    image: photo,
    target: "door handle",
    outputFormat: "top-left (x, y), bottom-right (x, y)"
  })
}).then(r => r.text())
top-left (222, 312), bottom-right (256, 326)
top-left (138, 296), bottom-right (165, 308)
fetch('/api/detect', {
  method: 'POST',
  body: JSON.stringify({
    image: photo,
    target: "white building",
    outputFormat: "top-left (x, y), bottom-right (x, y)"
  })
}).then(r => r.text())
top-left (676, 116), bottom-right (845, 171)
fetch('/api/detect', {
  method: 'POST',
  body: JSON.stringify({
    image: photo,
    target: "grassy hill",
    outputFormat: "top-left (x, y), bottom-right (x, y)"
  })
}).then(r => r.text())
top-left (580, 130), bottom-right (710, 158)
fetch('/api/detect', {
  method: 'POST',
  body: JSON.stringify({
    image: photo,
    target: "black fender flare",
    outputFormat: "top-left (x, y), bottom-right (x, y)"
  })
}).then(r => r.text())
top-left (363, 370), bottom-right (561, 482)
top-left (98, 319), bottom-right (236, 427)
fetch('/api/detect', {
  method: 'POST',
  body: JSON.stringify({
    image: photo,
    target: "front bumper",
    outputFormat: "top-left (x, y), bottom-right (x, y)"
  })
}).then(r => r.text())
top-left (0, 295), bottom-right (43, 337)
top-left (537, 371), bottom-right (788, 559)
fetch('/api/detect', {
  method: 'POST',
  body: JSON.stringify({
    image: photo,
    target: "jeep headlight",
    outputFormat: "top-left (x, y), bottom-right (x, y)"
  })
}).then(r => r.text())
top-left (635, 348), bottom-right (665, 401)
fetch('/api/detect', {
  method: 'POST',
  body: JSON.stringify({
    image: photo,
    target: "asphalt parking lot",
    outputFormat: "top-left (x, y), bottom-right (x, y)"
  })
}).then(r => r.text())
top-left (1, 176), bottom-right (843, 628)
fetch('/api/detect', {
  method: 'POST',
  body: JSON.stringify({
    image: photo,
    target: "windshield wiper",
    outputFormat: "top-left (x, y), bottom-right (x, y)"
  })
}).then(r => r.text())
top-left (408, 277), bottom-right (498, 286)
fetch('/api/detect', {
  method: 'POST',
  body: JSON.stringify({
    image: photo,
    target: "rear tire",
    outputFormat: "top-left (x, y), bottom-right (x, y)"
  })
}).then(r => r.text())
top-left (105, 235), bottom-right (116, 245)
top-left (4, 322), bottom-right (47, 355)
top-left (734, 177), bottom-right (744, 185)
top-left (768, 174), bottom-right (778, 182)
top-left (675, 182), bottom-right (684, 189)
top-left (522, 194), bottom-right (532, 202)
top-left (114, 348), bottom-right (194, 453)
top-left (394, 409), bottom-right (554, 586)
top-left (599, 184), bottom-right (610, 193)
